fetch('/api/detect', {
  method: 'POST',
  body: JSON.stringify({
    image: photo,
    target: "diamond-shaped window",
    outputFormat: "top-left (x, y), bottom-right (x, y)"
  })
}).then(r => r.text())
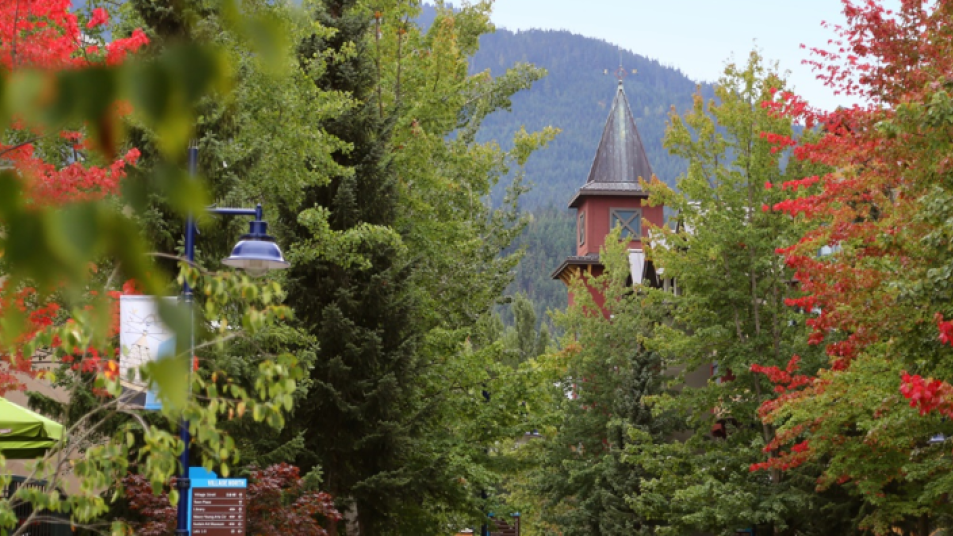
top-left (611, 208), bottom-right (641, 239)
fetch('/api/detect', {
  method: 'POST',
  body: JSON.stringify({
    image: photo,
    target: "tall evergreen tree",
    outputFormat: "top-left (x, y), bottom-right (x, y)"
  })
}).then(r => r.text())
top-left (316, 2), bottom-right (555, 533)
top-left (281, 1), bottom-right (417, 534)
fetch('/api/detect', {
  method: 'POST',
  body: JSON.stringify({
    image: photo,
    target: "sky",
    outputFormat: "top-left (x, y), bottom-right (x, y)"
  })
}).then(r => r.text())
top-left (489, 0), bottom-right (855, 111)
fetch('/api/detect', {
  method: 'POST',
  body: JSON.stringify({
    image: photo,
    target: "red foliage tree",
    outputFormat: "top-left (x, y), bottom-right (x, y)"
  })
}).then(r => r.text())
top-left (0, 0), bottom-right (145, 204)
top-left (120, 474), bottom-right (178, 536)
top-left (748, 0), bottom-right (953, 528)
top-left (0, 0), bottom-right (148, 393)
top-left (246, 464), bottom-right (341, 536)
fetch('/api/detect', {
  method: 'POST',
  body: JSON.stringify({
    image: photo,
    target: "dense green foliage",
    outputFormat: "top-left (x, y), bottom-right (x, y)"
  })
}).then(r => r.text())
top-left (520, 236), bottom-right (671, 536)
top-left (24, 1), bottom-right (953, 535)
top-left (113, 0), bottom-right (557, 534)
top-left (630, 53), bottom-right (851, 535)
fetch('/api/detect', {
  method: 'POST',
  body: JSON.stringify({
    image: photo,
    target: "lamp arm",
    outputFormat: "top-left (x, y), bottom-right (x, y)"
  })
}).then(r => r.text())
top-left (207, 207), bottom-right (256, 217)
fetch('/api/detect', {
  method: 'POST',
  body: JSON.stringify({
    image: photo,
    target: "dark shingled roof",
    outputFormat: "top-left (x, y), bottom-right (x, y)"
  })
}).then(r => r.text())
top-left (569, 82), bottom-right (653, 208)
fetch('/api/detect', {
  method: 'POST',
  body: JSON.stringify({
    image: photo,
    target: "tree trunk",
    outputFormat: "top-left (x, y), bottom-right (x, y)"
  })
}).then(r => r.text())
top-left (344, 499), bottom-right (361, 536)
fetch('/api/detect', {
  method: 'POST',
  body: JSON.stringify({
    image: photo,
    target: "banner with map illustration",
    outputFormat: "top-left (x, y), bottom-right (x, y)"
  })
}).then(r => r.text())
top-left (119, 296), bottom-right (177, 410)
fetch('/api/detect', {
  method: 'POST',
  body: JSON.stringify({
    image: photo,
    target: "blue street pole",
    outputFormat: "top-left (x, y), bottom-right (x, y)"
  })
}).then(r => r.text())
top-left (480, 507), bottom-right (488, 536)
top-left (173, 143), bottom-right (289, 536)
top-left (175, 141), bottom-right (199, 536)
top-left (481, 388), bottom-right (490, 536)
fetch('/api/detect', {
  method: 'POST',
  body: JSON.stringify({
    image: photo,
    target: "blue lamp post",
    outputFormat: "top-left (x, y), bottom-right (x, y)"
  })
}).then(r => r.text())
top-left (175, 142), bottom-right (289, 536)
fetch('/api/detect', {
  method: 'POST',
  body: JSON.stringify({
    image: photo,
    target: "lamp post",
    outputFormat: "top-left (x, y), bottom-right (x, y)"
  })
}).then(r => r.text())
top-left (175, 141), bottom-right (290, 536)
top-left (481, 388), bottom-right (490, 536)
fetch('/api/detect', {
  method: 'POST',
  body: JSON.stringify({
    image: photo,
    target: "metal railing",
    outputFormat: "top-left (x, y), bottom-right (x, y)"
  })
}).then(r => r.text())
top-left (1, 476), bottom-right (72, 535)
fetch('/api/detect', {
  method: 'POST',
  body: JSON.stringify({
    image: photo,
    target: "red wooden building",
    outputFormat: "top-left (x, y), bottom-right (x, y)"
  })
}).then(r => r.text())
top-left (551, 80), bottom-right (665, 305)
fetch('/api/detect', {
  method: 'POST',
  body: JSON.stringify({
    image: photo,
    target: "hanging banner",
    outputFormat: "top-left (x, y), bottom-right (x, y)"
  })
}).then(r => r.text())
top-left (119, 296), bottom-right (177, 410)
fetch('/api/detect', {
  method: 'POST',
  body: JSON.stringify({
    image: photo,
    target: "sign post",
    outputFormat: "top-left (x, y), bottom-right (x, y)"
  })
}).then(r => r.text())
top-left (187, 467), bottom-right (247, 535)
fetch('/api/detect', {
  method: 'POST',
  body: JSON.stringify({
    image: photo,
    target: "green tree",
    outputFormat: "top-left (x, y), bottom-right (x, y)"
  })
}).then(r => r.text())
top-left (500, 294), bottom-right (549, 366)
top-left (369, 2), bottom-right (556, 533)
top-left (275, 2), bottom-right (417, 534)
top-left (521, 235), bottom-right (671, 536)
top-left (626, 52), bottom-right (857, 535)
top-left (272, 1), bottom-right (556, 534)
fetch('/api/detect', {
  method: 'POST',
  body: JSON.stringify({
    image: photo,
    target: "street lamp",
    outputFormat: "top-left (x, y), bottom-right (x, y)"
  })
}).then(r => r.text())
top-left (175, 141), bottom-right (289, 536)
top-left (221, 205), bottom-right (290, 277)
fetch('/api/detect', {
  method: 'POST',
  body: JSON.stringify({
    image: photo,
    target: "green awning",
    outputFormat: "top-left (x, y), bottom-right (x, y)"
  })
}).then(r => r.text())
top-left (0, 398), bottom-right (63, 459)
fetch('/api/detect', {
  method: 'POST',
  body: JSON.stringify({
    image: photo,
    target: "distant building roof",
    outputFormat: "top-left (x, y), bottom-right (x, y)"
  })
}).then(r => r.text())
top-left (569, 81), bottom-right (653, 208)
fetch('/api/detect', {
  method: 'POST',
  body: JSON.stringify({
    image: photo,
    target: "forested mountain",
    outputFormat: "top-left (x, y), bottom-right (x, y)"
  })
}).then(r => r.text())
top-left (502, 206), bottom-right (575, 325)
top-left (459, 20), bottom-right (715, 323)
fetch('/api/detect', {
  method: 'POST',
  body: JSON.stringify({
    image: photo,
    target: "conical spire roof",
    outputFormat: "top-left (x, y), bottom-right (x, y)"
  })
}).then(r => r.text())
top-left (569, 81), bottom-right (653, 208)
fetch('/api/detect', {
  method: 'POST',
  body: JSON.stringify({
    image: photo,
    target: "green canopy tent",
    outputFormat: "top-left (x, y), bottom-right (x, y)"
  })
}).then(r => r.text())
top-left (0, 398), bottom-right (63, 459)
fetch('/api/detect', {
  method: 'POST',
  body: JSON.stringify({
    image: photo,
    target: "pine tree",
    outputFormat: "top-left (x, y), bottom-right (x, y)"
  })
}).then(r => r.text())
top-left (278, 1), bottom-right (419, 534)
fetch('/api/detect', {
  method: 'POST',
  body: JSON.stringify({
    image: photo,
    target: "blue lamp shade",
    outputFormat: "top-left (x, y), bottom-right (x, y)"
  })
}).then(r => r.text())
top-left (222, 220), bottom-right (289, 277)
top-left (222, 239), bottom-right (289, 277)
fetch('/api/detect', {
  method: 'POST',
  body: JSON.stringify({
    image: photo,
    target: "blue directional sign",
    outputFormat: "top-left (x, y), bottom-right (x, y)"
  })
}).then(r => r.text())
top-left (187, 467), bottom-right (247, 535)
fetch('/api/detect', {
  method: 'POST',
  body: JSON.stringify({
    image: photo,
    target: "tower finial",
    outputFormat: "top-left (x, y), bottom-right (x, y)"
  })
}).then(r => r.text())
top-left (615, 45), bottom-right (626, 82)
top-left (610, 45), bottom-right (636, 83)
top-left (605, 45), bottom-right (638, 82)
top-left (613, 65), bottom-right (627, 82)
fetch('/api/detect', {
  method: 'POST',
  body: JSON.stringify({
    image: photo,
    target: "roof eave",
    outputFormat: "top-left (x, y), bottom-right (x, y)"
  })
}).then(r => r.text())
top-left (551, 256), bottom-right (603, 281)
top-left (568, 189), bottom-right (649, 208)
